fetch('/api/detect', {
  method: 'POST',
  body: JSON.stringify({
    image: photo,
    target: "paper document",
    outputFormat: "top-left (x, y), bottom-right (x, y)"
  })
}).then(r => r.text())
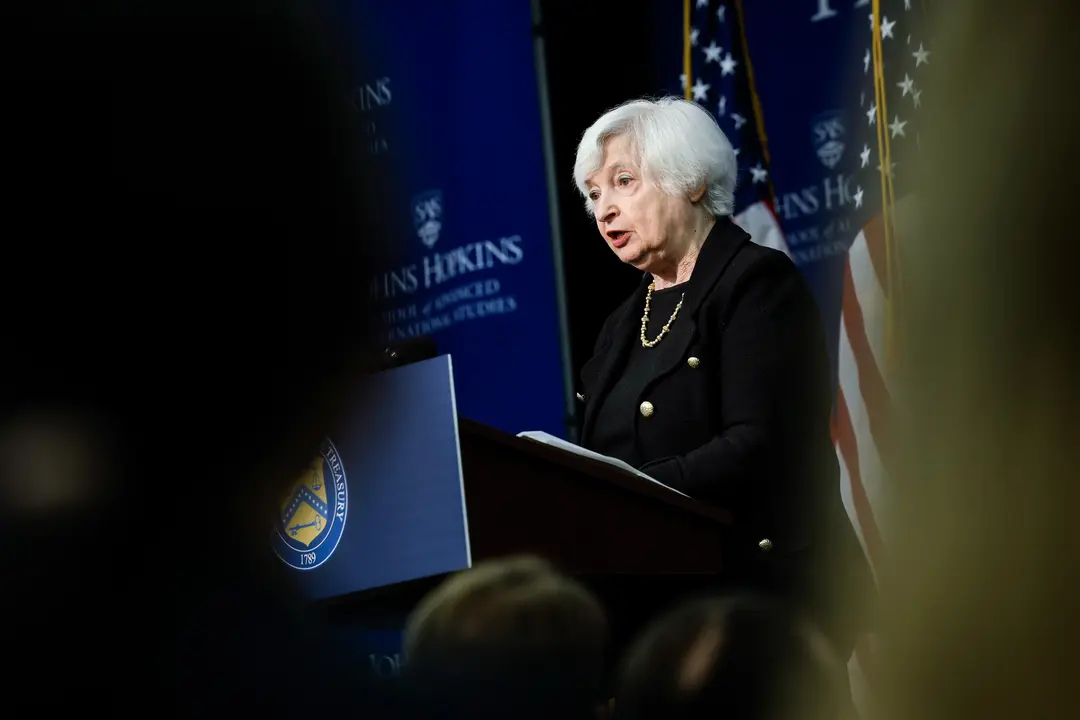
top-left (516, 431), bottom-right (688, 497)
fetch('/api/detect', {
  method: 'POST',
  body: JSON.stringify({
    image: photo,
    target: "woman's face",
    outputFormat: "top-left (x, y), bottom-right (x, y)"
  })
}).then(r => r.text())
top-left (585, 134), bottom-right (699, 274)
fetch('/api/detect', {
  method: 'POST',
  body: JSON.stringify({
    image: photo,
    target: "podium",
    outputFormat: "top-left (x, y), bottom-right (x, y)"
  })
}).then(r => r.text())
top-left (273, 356), bottom-right (731, 672)
top-left (457, 419), bottom-right (730, 574)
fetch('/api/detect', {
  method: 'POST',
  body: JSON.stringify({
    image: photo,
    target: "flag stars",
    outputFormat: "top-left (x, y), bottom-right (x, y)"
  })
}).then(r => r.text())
top-left (866, 103), bottom-right (877, 126)
top-left (680, 74), bottom-right (687, 90)
top-left (853, 186), bottom-right (864, 208)
top-left (912, 88), bottom-right (922, 108)
top-left (691, 27), bottom-right (700, 46)
top-left (864, 48), bottom-right (871, 73)
top-left (904, 0), bottom-right (911, 8)
top-left (731, 112), bottom-right (747, 130)
top-left (717, 95), bottom-right (727, 116)
top-left (860, 144), bottom-right (871, 168)
top-left (913, 42), bottom-right (930, 66)
top-left (720, 52), bottom-right (738, 76)
top-left (750, 163), bottom-right (768, 184)
top-left (696, 0), bottom-right (709, 8)
top-left (889, 115), bottom-right (907, 138)
top-left (897, 74), bottom-right (915, 96)
top-left (703, 41), bottom-right (722, 64)
top-left (692, 78), bottom-right (710, 102)
top-left (717, 5), bottom-right (726, 22)
top-left (880, 16), bottom-right (896, 39)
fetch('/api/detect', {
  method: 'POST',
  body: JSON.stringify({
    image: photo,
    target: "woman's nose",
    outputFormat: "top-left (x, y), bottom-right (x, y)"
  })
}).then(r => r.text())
top-left (597, 198), bottom-right (618, 224)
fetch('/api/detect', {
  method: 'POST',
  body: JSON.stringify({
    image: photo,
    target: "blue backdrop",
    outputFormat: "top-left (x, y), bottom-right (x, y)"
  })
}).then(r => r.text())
top-left (334, 0), bottom-right (568, 438)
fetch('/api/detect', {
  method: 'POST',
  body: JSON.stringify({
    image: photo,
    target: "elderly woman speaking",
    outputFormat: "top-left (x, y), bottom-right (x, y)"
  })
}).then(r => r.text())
top-left (573, 97), bottom-right (871, 654)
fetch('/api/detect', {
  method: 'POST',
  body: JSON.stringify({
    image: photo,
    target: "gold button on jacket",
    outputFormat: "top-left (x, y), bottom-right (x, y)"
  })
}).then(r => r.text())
top-left (687, 356), bottom-right (700, 368)
top-left (639, 401), bottom-right (654, 418)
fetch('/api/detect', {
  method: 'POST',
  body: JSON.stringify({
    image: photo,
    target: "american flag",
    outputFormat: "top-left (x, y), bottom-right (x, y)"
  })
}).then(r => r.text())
top-left (680, 0), bottom-right (789, 257)
top-left (836, 0), bottom-right (930, 589)
top-left (834, 0), bottom-right (929, 711)
top-left (679, 0), bottom-right (932, 712)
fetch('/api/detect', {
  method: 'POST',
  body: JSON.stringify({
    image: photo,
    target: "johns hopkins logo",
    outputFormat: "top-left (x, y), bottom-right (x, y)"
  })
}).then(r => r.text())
top-left (412, 189), bottom-right (443, 248)
top-left (811, 110), bottom-right (846, 169)
top-left (272, 439), bottom-right (348, 570)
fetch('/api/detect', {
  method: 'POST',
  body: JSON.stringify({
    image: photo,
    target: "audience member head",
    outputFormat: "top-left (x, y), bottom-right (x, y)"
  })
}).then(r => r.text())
top-left (403, 555), bottom-right (608, 720)
top-left (614, 594), bottom-right (846, 720)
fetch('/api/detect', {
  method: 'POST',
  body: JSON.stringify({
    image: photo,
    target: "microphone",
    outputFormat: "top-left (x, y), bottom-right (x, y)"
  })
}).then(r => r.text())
top-left (381, 335), bottom-right (438, 369)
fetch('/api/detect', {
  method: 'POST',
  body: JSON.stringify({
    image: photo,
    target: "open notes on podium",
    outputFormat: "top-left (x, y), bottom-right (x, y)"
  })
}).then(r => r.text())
top-left (516, 431), bottom-right (688, 497)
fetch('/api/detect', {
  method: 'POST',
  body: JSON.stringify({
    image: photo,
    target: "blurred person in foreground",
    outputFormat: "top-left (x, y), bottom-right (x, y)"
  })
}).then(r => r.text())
top-left (572, 97), bottom-right (872, 658)
top-left (877, 2), bottom-right (1080, 720)
top-left (402, 556), bottom-right (608, 720)
top-left (0, 0), bottom-right (393, 713)
top-left (614, 594), bottom-right (847, 720)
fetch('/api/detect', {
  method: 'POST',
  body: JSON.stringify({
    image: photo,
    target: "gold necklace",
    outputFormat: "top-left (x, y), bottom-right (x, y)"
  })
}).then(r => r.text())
top-left (640, 283), bottom-right (685, 348)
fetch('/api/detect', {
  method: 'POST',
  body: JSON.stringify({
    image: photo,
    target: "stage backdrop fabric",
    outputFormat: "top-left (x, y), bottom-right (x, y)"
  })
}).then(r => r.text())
top-left (335, 0), bottom-right (568, 438)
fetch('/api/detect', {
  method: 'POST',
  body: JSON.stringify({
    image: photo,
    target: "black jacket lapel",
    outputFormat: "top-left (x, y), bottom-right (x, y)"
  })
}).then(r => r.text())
top-left (640, 312), bottom-right (699, 391)
top-left (640, 218), bottom-right (750, 387)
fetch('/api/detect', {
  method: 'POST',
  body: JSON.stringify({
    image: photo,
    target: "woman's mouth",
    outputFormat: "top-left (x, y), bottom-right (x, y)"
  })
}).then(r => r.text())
top-left (609, 230), bottom-right (630, 249)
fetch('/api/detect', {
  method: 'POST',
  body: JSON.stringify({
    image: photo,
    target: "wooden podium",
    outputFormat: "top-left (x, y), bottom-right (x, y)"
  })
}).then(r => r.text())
top-left (458, 418), bottom-right (730, 573)
top-left (319, 413), bottom-right (732, 670)
top-left (292, 355), bottom-right (734, 680)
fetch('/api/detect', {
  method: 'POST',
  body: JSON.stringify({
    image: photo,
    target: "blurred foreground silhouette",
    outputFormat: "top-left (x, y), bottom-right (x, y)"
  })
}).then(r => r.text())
top-left (613, 594), bottom-right (847, 720)
top-left (1, 0), bottom-right (390, 712)
top-left (880, 2), bottom-right (1080, 719)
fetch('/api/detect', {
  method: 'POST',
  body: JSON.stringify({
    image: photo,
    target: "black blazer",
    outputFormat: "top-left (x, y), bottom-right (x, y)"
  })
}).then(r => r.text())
top-left (579, 218), bottom-right (871, 627)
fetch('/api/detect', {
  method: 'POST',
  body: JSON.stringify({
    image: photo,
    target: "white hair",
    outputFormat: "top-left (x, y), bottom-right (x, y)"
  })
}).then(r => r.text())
top-left (573, 96), bottom-right (737, 217)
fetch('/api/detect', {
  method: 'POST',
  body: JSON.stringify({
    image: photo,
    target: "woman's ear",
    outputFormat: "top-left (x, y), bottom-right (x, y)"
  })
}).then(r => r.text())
top-left (689, 184), bottom-right (707, 203)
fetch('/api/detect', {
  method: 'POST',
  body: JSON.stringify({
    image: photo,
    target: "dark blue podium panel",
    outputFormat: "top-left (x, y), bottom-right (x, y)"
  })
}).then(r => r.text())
top-left (272, 355), bottom-right (470, 599)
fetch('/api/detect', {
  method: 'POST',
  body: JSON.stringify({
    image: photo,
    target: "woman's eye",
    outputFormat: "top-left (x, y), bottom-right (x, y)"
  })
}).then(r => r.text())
top-left (589, 191), bottom-right (600, 201)
top-left (617, 175), bottom-right (632, 186)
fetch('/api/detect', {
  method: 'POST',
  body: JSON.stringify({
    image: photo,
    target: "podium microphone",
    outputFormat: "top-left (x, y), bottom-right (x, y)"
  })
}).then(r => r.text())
top-left (382, 335), bottom-right (438, 369)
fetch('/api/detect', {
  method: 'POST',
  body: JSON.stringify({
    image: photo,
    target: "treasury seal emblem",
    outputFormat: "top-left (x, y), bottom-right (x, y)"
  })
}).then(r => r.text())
top-left (272, 439), bottom-right (348, 570)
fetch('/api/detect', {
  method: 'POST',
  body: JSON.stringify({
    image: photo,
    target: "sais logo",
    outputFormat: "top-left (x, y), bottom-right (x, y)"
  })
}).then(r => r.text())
top-left (811, 110), bottom-right (846, 169)
top-left (272, 439), bottom-right (348, 570)
top-left (412, 189), bottom-right (443, 249)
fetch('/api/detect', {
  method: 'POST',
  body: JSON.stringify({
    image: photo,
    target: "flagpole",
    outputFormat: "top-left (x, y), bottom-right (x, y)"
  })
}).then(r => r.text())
top-left (530, 0), bottom-right (577, 440)
top-left (871, 0), bottom-right (898, 369)
top-left (733, 0), bottom-right (769, 165)
top-left (734, 0), bottom-right (774, 206)
top-left (683, 0), bottom-right (691, 100)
